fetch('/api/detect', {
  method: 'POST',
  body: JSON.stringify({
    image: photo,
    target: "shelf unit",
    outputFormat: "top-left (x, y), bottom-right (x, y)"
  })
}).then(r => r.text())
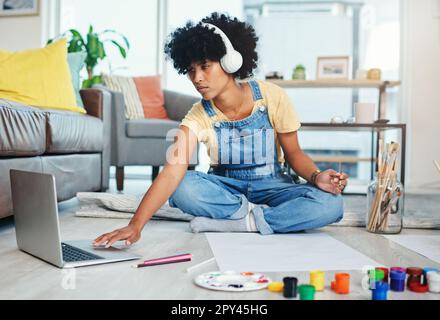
top-left (300, 122), bottom-right (406, 185)
top-left (267, 79), bottom-right (401, 88)
top-left (267, 79), bottom-right (401, 119)
top-left (265, 80), bottom-right (404, 192)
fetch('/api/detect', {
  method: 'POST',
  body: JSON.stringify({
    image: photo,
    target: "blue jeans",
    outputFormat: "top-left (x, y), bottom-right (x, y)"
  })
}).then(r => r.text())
top-left (169, 170), bottom-right (344, 235)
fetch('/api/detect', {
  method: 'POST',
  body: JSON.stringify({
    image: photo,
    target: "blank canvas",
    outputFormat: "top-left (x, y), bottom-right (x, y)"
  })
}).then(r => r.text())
top-left (384, 235), bottom-right (440, 264)
top-left (206, 231), bottom-right (380, 272)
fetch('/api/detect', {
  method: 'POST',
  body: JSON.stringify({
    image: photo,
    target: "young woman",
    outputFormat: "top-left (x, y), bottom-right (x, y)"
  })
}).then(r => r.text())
top-left (94, 12), bottom-right (348, 248)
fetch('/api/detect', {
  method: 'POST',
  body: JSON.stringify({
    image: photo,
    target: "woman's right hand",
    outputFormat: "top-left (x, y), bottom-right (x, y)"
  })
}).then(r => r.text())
top-left (93, 224), bottom-right (141, 248)
top-left (92, 126), bottom-right (196, 249)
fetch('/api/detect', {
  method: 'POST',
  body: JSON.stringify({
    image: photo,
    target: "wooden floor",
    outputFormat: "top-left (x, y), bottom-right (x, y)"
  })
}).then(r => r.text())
top-left (0, 177), bottom-right (439, 300)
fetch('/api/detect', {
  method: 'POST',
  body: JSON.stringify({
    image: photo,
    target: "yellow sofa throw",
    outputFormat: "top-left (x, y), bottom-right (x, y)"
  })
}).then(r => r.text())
top-left (0, 39), bottom-right (85, 114)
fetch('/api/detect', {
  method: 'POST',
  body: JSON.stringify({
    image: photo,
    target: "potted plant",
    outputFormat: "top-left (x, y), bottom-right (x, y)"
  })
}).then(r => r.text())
top-left (292, 64), bottom-right (306, 80)
top-left (48, 25), bottom-right (130, 88)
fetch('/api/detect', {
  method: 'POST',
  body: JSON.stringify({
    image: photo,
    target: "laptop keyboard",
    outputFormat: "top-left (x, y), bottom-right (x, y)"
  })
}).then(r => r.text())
top-left (62, 243), bottom-right (104, 262)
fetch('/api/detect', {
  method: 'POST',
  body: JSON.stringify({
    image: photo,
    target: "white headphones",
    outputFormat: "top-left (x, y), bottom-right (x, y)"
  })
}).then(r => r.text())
top-left (202, 22), bottom-right (243, 74)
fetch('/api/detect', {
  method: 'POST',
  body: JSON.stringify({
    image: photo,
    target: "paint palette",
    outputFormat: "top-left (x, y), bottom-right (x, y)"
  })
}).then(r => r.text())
top-left (194, 271), bottom-right (272, 292)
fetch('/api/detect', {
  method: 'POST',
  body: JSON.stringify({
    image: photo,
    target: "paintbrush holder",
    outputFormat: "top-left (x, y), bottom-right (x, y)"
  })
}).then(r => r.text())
top-left (366, 175), bottom-right (404, 234)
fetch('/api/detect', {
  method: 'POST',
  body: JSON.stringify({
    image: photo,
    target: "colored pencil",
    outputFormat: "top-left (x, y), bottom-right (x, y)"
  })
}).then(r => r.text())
top-left (132, 253), bottom-right (192, 268)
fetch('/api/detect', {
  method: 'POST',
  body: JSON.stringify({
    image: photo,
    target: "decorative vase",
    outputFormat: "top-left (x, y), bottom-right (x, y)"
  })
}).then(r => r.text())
top-left (367, 68), bottom-right (382, 80)
top-left (366, 174), bottom-right (404, 234)
top-left (292, 65), bottom-right (306, 80)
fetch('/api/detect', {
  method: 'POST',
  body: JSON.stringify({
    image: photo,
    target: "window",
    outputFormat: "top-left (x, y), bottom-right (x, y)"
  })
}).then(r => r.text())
top-left (304, 149), bottom-right (359, 178)
top-left (59, 0), bottom-right (158, 77)
top-left (59, 0), bottom-right (159, 179)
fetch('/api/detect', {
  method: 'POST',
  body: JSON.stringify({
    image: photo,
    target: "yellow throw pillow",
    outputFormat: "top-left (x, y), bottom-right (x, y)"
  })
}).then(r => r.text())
top-left (0, 39), bottom-right (85, 114)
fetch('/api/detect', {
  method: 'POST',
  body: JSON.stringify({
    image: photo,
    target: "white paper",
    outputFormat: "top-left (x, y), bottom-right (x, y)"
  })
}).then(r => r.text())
top-left (206, 231), bottom-right (380, 272)
top-left (384, 235), bottom-right (440, 264)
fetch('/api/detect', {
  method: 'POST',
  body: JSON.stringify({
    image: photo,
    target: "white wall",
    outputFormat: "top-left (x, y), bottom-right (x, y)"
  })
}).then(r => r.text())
top-left (400, 0), bottom-right (440, 193)
top-left (0, 0), bottom-right (59, 51)
top-left (0, 8), bottom-right (41, 50)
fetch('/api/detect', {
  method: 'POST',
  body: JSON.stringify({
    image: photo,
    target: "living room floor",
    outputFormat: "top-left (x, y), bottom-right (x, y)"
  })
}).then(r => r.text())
top-left (0, 177), bottom-right (439, 300)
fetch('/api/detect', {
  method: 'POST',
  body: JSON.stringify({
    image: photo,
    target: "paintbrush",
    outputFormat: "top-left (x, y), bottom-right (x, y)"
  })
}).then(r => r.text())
top-left (367, 142), bottom-right (401, 232)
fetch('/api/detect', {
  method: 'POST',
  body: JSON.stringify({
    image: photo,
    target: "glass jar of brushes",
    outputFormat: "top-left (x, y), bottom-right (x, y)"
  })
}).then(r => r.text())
top-left (366, 141), bottom-right (404, 234)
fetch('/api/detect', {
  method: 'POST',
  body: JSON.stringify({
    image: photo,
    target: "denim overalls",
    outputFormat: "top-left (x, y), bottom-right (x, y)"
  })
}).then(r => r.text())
top-left (169, 80), bottom-right (343, 234)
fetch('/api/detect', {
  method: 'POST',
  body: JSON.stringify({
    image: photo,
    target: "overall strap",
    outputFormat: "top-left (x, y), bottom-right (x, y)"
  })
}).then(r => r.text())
top-left (249, 80), bottom-right (263, 101)
top-left (201, 99), bottom-right (217, 118)
top-left (202, 80), bottom-right (263, 118)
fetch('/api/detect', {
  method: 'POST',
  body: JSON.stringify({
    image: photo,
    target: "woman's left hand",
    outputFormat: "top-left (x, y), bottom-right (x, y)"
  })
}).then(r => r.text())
top-left (314, 169), bottom-right (349, 194)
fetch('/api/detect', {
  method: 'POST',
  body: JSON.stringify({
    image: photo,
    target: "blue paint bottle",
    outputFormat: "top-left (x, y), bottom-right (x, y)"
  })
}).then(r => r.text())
top-left (372, 281), bottom-right (389, 300)
top-left (390, 270), bottom-right (406, 292)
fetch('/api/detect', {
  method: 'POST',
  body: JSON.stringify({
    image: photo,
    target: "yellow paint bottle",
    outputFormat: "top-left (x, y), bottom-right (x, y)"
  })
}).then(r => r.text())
top-left (310, 270), bottom-right (325, 291)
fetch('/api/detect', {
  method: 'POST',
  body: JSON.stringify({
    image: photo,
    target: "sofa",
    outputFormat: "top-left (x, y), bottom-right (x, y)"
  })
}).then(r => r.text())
top-left (0, 88), bottom-right (111, 219)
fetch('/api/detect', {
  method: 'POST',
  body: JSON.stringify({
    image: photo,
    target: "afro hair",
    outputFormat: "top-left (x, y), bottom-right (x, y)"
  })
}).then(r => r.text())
top-left (164, 12), bottom-right (259, 80)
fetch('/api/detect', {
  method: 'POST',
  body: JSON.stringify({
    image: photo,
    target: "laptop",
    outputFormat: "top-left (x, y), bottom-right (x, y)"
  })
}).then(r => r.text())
top-left (10, 169), bottom-right (141, 268)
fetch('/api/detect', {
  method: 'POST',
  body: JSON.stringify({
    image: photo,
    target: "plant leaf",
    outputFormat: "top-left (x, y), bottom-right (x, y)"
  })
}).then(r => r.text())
top-left (61, 29), bottom-right (85, 53)
top-left (97, 41), bottom-right (106, 59)
top-left (68, 29), bottom-right (85, 45)
top-left (82, 79), bottom-right (92, 89)
top-left (87, 32), bottom-right (100, 59)
top-left (67, 37), bottom-right (84, 53)
top-left (107, 39), bottom-right (127, 58)
top-left (91, 75), bottom-right (103, 84)
top-left (85, 55), bottom-right (98, 70)
top-left (82, 75), bottom-right (103, 89)
top-left (101, 29), bottom-right (130, 49)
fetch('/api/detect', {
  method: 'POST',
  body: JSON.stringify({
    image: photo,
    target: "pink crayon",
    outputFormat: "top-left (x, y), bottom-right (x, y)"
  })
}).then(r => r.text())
top-left (133, 253), bottom-right (192, 268)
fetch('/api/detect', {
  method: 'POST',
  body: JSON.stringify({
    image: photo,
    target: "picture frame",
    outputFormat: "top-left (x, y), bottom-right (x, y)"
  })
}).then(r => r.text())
top-left (316, 56), bottom-right (350, 80)
top-left (0, 0), bottom-right (39, 17)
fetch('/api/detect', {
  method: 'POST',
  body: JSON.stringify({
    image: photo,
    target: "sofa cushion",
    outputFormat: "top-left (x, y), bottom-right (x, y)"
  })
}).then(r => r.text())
top-left (67, 51), bottom-right (87, 109)
top-left (46, 110), bottom-right (104, 154)
top-left (0, 39), bottom-right (84, 114)
top-left (102, 74), bottom-right (144, 120)
top-left (126, 119), bottom-right (180, 138)
top-left (0, 99), bottom-right (46, 156)
top-left (133, 75), bottom-right (169, 120)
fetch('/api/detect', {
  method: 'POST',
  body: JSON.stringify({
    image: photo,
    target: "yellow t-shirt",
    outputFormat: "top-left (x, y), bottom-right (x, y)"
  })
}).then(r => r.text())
top-left (180, 80), bottom-right (301, 165)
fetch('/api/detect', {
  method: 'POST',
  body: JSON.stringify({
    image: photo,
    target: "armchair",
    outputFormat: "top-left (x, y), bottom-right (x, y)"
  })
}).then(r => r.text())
top-left (95, 85), bottom-right (200, 191)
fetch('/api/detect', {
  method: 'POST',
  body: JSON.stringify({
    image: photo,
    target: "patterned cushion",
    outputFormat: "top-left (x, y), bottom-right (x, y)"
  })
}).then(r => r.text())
top-left (67, 51), bottom-right (87, 108)
top-left (102, 74), bottom-right (144, 120)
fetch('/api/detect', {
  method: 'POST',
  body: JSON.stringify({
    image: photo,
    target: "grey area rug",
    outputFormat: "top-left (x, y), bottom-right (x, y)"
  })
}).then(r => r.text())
top-left (75, 193), bottom-right (440, 229)
top-left (75, 193), bottom-right (194, 221)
